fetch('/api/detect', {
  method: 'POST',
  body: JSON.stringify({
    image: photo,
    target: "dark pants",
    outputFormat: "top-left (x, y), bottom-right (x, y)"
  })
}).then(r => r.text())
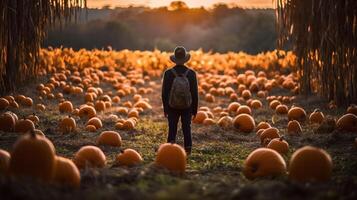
top-left (167, 110), bottom-right (192, 151)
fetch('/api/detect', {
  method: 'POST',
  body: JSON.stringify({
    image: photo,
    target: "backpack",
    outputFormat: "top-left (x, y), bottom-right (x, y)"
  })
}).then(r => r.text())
top-left (169, 68), bottom-right (192, 109)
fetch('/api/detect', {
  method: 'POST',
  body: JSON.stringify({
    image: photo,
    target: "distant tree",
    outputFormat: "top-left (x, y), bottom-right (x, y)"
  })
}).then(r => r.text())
top-left (45, 7), bottom-right (278, 54)
top-left (102, 5), bottom-right (111, 10)
top-left (168, 1), bottom-right (189, 11)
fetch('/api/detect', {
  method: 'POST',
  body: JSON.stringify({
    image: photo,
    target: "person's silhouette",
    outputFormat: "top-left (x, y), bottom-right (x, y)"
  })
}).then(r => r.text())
top-left (161, 46), bottom-right (198, 155)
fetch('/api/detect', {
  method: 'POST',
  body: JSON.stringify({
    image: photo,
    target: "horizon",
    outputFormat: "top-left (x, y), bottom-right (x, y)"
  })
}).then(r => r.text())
top-left (87, 0), bottom-right (274, 9)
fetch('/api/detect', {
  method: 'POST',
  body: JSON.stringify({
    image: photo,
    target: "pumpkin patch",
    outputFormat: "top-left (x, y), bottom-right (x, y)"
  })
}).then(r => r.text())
top-left (0, 32), bottom-right (354, 197)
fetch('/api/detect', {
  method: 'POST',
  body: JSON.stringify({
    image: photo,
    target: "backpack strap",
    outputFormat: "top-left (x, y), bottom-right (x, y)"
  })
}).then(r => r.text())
top-left (171, 68), bottom-right (178, 77)
top-left (183, 69), bottom-right (190, 77)
top-left (172, 68), bottom-right (189, 77)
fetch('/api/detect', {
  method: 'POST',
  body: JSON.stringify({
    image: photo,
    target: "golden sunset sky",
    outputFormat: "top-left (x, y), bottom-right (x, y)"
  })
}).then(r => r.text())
top-left (87, 0), bottom-right (274, 8)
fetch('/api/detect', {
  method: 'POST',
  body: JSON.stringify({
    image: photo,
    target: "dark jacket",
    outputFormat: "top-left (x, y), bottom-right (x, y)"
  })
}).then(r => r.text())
top-left (162, 65), bottom-right (198, 115)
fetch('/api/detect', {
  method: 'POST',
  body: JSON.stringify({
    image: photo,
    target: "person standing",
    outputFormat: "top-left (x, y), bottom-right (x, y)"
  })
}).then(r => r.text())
top-left (161, 46), bottom-right (198, 155)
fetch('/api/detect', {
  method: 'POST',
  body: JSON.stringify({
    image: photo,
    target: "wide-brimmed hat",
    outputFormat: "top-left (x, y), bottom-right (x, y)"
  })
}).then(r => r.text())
top-left (170, 46), bottom-right (191, 64)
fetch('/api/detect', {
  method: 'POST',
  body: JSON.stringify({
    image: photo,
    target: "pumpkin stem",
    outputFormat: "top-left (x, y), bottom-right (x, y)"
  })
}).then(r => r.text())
top-left (29, 129), bottom-right (36, 138)
top-left (279, 136), bottom-right (284, 141)
top-left (120, 149), bottom-right (125, 154)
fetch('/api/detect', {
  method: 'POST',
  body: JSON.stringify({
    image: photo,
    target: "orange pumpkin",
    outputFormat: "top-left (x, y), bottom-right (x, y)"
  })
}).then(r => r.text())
top-left (53, 156), bottom-right (80, 188)
top-left (241, 89), bottom-right (252, 100)
top-left (27, 113), bottom-right (40, 124)
top-left (233, 114), bottom-right (255, 133)
top-left (309, 109), bottom-right (325, 124)
top-left (78, 105), bottom-right (96, 119)
top-left (9, 132), bottom-right (56, 182)
top-left (9, 100), bottom-right (19, 108)
top-left (219, 111), bottom-right (229, 118)
top-left (205, 93), bottom-right (215, 102)
top-left (97, 131), bottom-right (122, 147)
top-left (250, 100), bottom-right (262, 109)
top-left (116, 149), bottom-right (143, 167)
top-left (217, 116), bottom-right (233, 128)
top-left (94, 100), bottom-right (106, 112)
top-left (256, 121), bottom-right (271, 131)
top-left (275, 104), bottom-right (288, 114)
top-left (133, 94), bottom-right (142, 102)
top-left (0, 149), bottom-right (10, 174)
top-left (123, 101), bottom-right (132, 108)
top-left (123, 119), bottom-right (136, 130)
top-left (229, 93), bottom-right (239, 101)
top-left (86, 117), bottom-right (102, 129)
top-left (59, 116), bottom-right (76, 133)
top-left (213, 106), bottom-right (223, 113)
top-left (4, 95), bottom-right (15, 102)
top-left (155, 143), bottom-right (186, 173)
top-left (336, 113), bottom-right (357, 132)
top-left (203, 118), bottom-right (216, 125)
top-left (288, 106), bottom-right (307, 122)
top-left (14, 119), bottom-right (35, 133)
top-left (128, 109), bottom-right (139, 119)
top-left (84, 93), bottom-right (95, 102)
top-left (256, 129), bottom-right (265, 137)
top-left (36, 103), bottom-right (46, 112)
top-left (269, 100), bottom-right (281, 110)
top-left (236, 105), bottom-right (252, 115)
top-left (243, 148), bottom-right (286, 180)
top-left (15, 95), bottom-right (26, 103)
top-left (115, 122), bottom-right (124, 130)
top-left (287, 120), bottom-right (302, 134)
top-left (85, 125), bottom-right (97, 132)
top-left (112, 96), bottom-right (121, 103)
top-left (73, 145), bottom-right (106, 169)
top-left (289, 146), bottom-right (332, 182)
top-left (22, 97), bottom-right (33, 107)
top-left (257, 90), bottom-right (267, 98)
top-left (193, 111), bottom-right (208, 124)
top-left (260, 127), bottom-right (280, 145)
top-left (117, 107), bottom-right (128, 115)
top-left (227, 102), bottom-right (240, 112)
top-left (59, 101), bottom-right (74, 113)
top-left (267, 137), bottom-right (289, 154)
top-left (0, 112), bottom-right (17, 132)
top-left (134, 100), bottom-right (152, 110)
top-left (0, 98), bottom-right (10, 110)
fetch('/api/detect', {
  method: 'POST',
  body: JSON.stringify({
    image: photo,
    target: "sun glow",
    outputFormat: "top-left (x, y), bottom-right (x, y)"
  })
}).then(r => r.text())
top-left (87, 0), bottom-right (274, 9)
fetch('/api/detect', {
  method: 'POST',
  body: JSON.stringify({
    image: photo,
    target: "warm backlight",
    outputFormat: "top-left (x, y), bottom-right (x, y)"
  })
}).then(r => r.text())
top-left (87, 0), bottom-right (273, 9)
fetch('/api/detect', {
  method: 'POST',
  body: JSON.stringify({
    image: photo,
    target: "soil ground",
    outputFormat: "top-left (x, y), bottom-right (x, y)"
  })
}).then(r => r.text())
top-left (0, 74), bottom-right (356, 200)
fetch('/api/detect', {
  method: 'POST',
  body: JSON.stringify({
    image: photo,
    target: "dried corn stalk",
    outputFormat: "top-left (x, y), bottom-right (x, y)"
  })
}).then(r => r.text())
top-left (277, 0), bottom-right (357, 105)
top-left (0, 0), bottom-right (86, 92)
